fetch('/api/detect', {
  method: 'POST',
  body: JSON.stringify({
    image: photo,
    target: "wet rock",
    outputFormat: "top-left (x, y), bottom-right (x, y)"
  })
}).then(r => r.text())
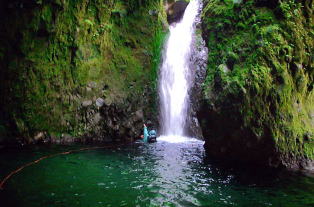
top-left (82, 100), bottom-right (93, 107)
top-left (135, 109), bottom-right (144, 121)
top-left (302, 160), bottom-right (314, 171)
top-left (186, 8), bottom-right (208, 139)
top-left (104, 98), bottom-right (112, 106)
top-left (88, 81), bottom-right (97, 88)
top-left (93, 113), bottom-right (102, 124)
top-left (34, 132), bottom-right (45, 141)
top-left (199, 0), bottom-right (313, 171)
top-left (86, 87), bottom-right (92, 92)
top-left (167, 1), bottom-right (189, 24)
top-left (218, 64), bottom-right (230, 73)
top-left (304, 132), bottom-right (312, 141)
top-left (96, 98), bottom-right (105, 107)
top-left (104, 137), bottom-right (113, 142)
top-left (149, 10), bottom-right (158, 16)
top-left (61, 134), bottom-right (74, 143)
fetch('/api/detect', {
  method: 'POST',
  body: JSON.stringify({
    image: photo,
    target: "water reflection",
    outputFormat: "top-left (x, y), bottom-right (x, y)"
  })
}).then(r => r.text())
top-left (0, 139), bottom-right (314, 207)
top-left (147, 136), bottom-right (205, 206)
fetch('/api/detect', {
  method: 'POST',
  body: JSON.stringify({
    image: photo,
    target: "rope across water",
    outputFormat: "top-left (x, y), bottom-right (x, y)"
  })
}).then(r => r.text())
top-left (0, 144), bottom-right (126, 190)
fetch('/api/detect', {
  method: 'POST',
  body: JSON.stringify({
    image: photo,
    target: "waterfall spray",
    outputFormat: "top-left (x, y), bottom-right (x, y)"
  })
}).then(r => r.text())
top-left (159, 0), bottom-right (200, 137)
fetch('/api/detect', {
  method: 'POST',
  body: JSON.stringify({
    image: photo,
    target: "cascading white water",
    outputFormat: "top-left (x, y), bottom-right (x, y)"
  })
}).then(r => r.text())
top-left (159, 0), bottom-right (200, 137)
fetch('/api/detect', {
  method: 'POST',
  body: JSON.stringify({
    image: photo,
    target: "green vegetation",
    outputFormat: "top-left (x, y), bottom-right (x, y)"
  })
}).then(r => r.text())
top-left (201, 0), bottom-right (313, 166)
top-left (0, 0), bottom-right (166, 141)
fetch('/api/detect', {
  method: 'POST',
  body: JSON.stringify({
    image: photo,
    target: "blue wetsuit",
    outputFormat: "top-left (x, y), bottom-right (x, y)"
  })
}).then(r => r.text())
top-left (143, 126), bottom-right (149, 143)
top-left (149, 130), bottom-right (156, 137)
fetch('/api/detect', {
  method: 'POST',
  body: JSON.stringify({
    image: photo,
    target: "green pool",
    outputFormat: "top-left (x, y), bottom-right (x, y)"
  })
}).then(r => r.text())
top-left (0, 137), bottom-right (313, 207)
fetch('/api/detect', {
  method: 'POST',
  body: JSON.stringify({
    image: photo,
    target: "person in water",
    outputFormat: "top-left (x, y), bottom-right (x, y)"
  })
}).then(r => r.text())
top-left (141, 122), bottom-right (157, 143)
top-left (143, 124), bottom-right (149, 143)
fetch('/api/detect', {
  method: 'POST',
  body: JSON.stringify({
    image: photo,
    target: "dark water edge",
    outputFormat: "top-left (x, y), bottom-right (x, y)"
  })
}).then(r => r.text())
top-left (1, 140), bottom-right (314, 207)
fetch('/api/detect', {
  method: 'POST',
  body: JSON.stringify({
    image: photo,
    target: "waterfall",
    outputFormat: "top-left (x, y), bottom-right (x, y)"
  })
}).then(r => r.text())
top-left (159, 0), bottom-right (200, 137)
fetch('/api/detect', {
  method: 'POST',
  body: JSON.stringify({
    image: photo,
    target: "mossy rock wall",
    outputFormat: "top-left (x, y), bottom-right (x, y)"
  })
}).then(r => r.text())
top-left (199, 0), bottom-right (314, 170)
top-left (0, 0), bottom-right (166, 143)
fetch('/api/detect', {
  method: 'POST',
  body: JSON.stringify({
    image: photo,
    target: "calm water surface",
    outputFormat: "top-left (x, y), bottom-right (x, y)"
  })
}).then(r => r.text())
top-left (0, 137), bottom-right (313, 207)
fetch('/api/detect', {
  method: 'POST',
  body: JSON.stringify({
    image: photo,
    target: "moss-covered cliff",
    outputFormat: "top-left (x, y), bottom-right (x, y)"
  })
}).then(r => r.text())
top-left (199, 0), bottom-right (314, 170)
top-left (0, 0), bottom-right (166, 143)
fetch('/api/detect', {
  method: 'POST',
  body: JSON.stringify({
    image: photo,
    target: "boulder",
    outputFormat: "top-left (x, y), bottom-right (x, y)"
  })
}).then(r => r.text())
top-left (93, 113), bottom-right (102, 124)
top-left (82, 100), bottom-right (93, 107)
top-left (104, 98), bottom-right (112, 106)
top-left (34, 132), bottom-right (45, 141)
top-left (61, 134), bottom-right (74, 143)
top-left (167, 1), bottom-right (189, 24)
top-left (88, 81), bottom-right (97, 88)
top-left (96, 98), bottom-right (105, 107)
top-left (135, 109), bottom-right (144, 121)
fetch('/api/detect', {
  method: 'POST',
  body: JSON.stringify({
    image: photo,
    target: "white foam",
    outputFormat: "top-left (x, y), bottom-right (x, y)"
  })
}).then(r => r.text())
top-left (157, 135), bottom-right (204, 144)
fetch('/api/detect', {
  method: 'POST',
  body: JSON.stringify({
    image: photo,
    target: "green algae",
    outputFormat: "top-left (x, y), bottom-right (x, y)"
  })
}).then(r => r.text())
top-left (0, 0), bottom-right (166, 141)
top-left (201, 0), bottom-right (314, 165)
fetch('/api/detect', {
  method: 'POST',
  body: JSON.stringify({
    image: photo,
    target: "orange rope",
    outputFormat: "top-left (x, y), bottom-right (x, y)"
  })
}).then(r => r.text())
top-left (0, 144), bottom-right (124, 190)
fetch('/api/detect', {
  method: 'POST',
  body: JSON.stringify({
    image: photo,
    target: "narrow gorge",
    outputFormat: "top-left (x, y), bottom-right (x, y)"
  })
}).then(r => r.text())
top-left (0, 0), bottom-right (313, 206)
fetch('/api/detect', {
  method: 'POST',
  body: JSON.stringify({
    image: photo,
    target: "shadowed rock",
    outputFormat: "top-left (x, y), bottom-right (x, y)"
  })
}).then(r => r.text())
top-left (167, 1), bottom-right (189, 24)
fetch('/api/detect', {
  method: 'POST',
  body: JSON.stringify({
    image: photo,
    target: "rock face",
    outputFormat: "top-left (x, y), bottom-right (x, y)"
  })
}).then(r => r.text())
top-left (185, 1), bottom-right (208, 139)
top-left (0, 0), bottom-right (166, 144)
top-left (199, 0), bottom-right (314, 170)
top-left (167, 0), bottom-right (189, 24)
